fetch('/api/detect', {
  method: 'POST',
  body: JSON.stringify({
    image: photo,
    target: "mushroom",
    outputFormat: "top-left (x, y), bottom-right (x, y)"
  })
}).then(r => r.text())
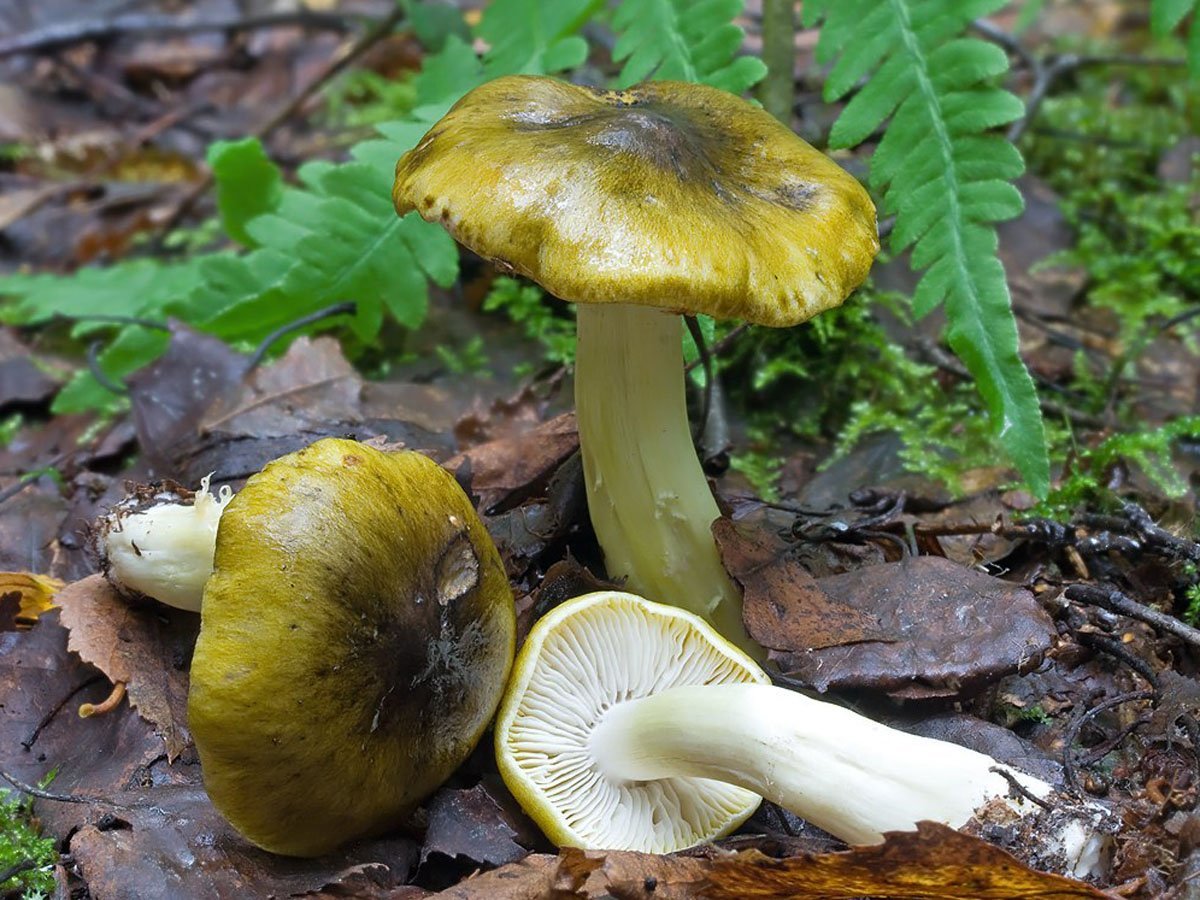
top-left (188, 438), bottom-right (516, 857)
top-left (96, 475), bottom-right (232, 612)
top-left (393, 76), bottom-right (879, 652)
top-left (494, 590), bottom-right (1116, 878)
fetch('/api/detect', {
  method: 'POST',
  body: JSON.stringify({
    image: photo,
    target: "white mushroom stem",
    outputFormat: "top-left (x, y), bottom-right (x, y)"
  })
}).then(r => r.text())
top-left (101, 476), bottom-right (232, 611)
top-left (588, 682), bottom-right (1112, 878)
top-left (574, 303), bottom-right (754, 652)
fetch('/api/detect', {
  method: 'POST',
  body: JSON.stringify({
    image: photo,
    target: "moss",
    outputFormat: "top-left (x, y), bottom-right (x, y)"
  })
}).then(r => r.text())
top-left (0, 791), bottom-right (57, 898)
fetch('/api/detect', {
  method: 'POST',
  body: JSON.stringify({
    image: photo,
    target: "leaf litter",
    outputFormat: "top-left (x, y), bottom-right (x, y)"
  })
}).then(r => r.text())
top-left (1, 2), bottom-right (1198, 898)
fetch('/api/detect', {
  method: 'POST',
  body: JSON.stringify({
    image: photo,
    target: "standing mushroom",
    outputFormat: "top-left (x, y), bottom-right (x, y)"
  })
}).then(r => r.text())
top-left (494, 591), bottom-right (1115, 878)
top-left (188, 438), bottom-right (516, 857)
top-left (393, 76), bottom-right (878, 652)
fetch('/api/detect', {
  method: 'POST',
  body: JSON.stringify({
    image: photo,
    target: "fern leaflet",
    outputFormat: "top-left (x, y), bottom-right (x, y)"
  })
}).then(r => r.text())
top-left (805, 0), bottom-right (1049, 495)
top-left (1151, 0), bottom-right (1200, 78)
top-left (611, 0), bottom-right (766, 92)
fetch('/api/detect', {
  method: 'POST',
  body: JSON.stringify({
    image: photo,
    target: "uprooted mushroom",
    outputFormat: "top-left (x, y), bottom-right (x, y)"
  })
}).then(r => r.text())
top-left (495, 590), bottom-right (1119, 879)
top-left (96, 438), bottom-right (517, 857)
top-left (393, 75), bottom-right (879, 653)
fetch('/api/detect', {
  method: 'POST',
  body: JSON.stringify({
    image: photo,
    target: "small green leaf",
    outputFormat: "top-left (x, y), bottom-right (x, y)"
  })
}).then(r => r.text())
top-left (208, 138), bottom-right (283, 248)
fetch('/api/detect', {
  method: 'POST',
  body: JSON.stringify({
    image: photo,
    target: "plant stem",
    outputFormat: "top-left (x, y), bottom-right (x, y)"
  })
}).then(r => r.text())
top-left (574, 304), bottom-right (754, 652)
top-left (757, 0), bottom-right (796, 124)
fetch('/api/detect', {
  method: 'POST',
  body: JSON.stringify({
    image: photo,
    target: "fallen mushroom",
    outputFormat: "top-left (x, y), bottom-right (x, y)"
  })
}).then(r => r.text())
top-left (96, 475), bottom-right (232, 612)
top-left (494, 590), bottom-right (1117, 879)
top-left (188, 437), bottom-right (516, 856)
top-left (393, 76), bottom-right (879, 652)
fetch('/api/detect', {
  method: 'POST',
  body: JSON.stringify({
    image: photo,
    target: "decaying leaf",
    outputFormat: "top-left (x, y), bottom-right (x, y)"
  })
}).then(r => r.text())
top-left (446, 412), bottom-right (580, 514)
top-left (704, 822), bottom-right (1110, 899)
top-left (419, 824), bottom-right (1109, 898)
top-left (0, 570), bottom-right (62, 630)
top-left (55, 574), bottom-right (196, 760)
top-left (776, 555), bottom-right (1057, 700)
top-left (421, 784), bottom-right (533, 869)
top-left (713, 517), bottom-right (889, 652)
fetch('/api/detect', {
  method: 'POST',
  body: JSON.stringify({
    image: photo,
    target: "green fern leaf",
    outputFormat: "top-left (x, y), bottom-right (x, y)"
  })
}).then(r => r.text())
top-left (1151, 0), bottom-right (1200, 78)
top-left (809, 0), bottom-right (1049, 495)
top-left (178, 0), bottom-right (597, 346)
top-left (208, 138), bottom-right (283, 248)
top-left (611, 0), bottom-right (767, 92)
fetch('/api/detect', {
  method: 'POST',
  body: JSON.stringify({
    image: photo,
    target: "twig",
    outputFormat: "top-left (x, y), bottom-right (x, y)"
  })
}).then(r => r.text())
top-left (989, 766), bottom-right (1053, 811)
top-left (0, 8), bottom-right (380, 59)
top-left (246, 301), bottom-right (357, 370)
top-left (21, 675), bottom-right (104, 750)
top-left (1062, 689), bottom-right (1156, 793)
top-left (1119, 501), bottom-right (1200, 564)
top-left (683, 315), bottom-right (715, 442)
top-left (1066, 584), bottom-right (1200, 653)
top-left (0, 860), bottom-right (39, 887)
top-left (0, 769), bottom-right (151, 811)
top-left (150, 3), bottom-right (406, 245)
top-left (682, 324), bottom-right (749, 373)
top-left (1075, 631), bottom-right (1159, 688)
top-left (971, 18), bottom-right (1186, 144)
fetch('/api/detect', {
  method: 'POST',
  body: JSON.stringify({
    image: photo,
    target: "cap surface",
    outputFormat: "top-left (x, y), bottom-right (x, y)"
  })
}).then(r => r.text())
top-left (189, 438), bottom-right (515, 856)
top-left (494, 590), bottom-right (768, 852)
top-left (394, 75), bottom-right (878, 326)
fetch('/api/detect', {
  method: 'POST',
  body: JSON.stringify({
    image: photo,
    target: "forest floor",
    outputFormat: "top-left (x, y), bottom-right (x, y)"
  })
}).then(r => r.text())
top-left (1, 1), bottom-right (1199, 898)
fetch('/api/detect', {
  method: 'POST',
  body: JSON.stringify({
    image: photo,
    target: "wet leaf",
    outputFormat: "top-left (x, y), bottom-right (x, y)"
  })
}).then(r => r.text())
top-left (125, 319), bottom-right (249, 477)
top-left (773, 555), bottom-right (1057, 699)
top-left (422, 825), bottom-right (1108, 898)
top-left (712, 518), bottom-right (889, 652)
top-left (703, 822), bottom-right (1110, 899)
top-left (421, 784), bottom-right (531, 869)
top-left (0, 570), bottom-right (62, 630)
top-left (446, 412), bottom-right (580, 514)
top-left (55, 574), bottom-right (196, 760)
top-left (1, 614), bottom-right (422, 899)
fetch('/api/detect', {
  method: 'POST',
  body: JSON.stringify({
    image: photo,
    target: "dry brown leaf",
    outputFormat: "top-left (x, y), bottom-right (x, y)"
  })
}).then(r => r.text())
top-left (704, 822), bottom-right (1111, 899)
top-left (55, 574), bottom-right (196, 760)
top-left (0, 570), bottom-right (62, 630)
top-left (427, 825), bottom-right (1110, 898)
top-left (712, 517), bottom-right (889, 652)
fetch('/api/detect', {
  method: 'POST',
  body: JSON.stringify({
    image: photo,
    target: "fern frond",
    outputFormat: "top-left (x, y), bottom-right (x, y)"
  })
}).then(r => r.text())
top-left (1151, 0), bottom-right (1200, 78)
top-left (0, 1), bottom-right (599, 413)
top-left (611, 0), bottom-right (766, 92)
top-left (806, 0), bottom-right (1049, 494)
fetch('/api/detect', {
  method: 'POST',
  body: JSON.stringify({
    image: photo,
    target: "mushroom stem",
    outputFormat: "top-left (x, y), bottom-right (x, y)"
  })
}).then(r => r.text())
top-left (588, 682), bottom-right (1111, 878)
top-left (574, 303), bottom-right (753, 652)
top-left (99, 476), bottom-right (233, 612)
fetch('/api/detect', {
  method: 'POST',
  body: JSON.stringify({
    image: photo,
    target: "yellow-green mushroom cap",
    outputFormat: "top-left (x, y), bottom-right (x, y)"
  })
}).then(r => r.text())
top-left (188, 438), bottom-right (515, 857)
top-left (393, 75), bottom-right (878, 325)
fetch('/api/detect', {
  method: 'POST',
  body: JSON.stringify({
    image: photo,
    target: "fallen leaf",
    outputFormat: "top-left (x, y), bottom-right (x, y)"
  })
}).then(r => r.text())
top-left (705, 822), bottom-right (1109, 899)
top-left (55, 574), bottom-right (196, 760)
top-left (713, 517), bottom-right (889, 652)
top-left (125, 319), bottom-right (249, 477)
top-left (772, 556), bottom-right (1056, 700)
top-left (1, 614), bottom-right (423, 899)
top-left (423, 825), bottom-right (1108, 898)
top-left (421, 784), bottom-right (531, 869)
top-left (446, 412), bottom-right (580, 514)
top-left (177, 337), bottom-right (455, 485)
top-left (0, 570), bottom-right (62, 630)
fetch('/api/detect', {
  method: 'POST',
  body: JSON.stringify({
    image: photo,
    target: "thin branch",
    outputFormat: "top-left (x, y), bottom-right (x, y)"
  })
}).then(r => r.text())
top-left (971, 18), bottom-right (1186, 144)
top-left (0, 9), bottom-right (381, 59)
top-left (1066, 584), bottom-right (1200, 653)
